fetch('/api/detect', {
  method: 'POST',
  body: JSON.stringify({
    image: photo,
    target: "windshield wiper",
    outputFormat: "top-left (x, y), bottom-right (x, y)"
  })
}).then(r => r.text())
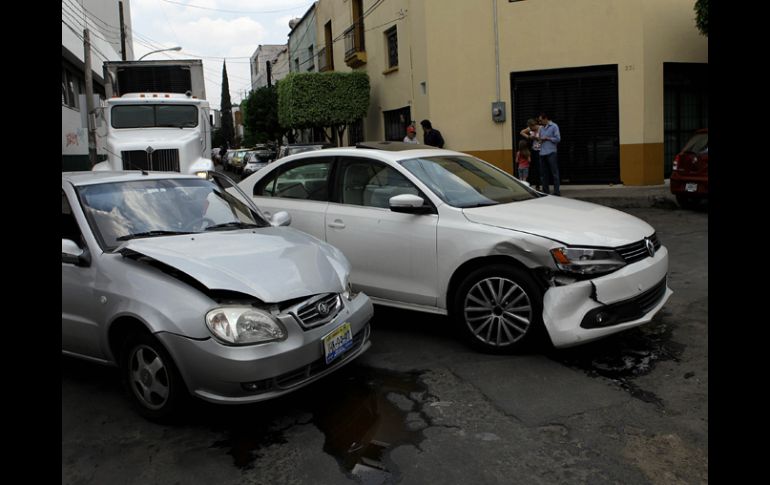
top-left (204, 221), bottom-right (261, 231)
top-left (117, 230), bottom-right (194, 241)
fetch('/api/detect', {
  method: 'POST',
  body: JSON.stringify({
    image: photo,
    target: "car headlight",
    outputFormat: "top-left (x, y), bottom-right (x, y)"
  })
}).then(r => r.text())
top-left (550, 247), bottom-right (626, 275)
top-left (205, 307), bottom-right (286, 345)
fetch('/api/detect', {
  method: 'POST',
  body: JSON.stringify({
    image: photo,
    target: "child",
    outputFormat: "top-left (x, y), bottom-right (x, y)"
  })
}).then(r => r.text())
top-left (516, 140), bottom-right (531, 183)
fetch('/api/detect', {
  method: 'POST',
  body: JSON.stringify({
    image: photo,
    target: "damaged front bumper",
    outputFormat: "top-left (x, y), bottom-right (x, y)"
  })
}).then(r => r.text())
top-left (542, 246), bottom-right (672, 348)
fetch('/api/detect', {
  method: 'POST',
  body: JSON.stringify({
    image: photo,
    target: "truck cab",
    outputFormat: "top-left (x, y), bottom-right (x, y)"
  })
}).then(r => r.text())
top-left (93, 92), bottom-right (213, 174)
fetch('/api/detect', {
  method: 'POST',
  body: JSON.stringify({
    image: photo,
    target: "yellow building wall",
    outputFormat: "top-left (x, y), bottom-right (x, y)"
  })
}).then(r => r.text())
top-left (313, 0), bottom-right (706, 184)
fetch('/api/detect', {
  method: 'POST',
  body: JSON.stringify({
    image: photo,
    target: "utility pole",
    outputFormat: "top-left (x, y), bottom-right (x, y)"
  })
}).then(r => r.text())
top-left (118, 1), bottom-right (127, 60)
top-left (83, 28), bottom-right (98, 167)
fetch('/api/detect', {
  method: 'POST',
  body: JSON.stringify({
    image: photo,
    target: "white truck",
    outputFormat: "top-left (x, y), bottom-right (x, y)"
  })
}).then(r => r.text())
top-left (93, 59), bottom-right (214, 174)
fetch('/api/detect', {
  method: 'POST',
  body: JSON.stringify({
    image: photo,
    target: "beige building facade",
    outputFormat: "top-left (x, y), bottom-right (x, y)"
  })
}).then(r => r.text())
top-left (313, 0), bottom-right (707, 185)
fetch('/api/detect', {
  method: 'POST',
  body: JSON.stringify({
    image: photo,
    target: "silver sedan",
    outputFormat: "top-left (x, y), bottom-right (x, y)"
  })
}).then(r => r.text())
top-left (62, 170), bottom-right (373, 420)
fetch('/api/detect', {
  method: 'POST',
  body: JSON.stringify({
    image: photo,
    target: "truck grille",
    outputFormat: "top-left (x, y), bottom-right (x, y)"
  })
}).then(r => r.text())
top-left (121, 149), bottom-right (180, 172)
top-left (616, 233), bottom-right (661, 264)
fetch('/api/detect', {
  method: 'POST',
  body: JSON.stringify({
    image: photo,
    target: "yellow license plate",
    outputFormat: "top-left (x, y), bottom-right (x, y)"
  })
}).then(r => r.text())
top-left (322, 322), bottom-right (353, 364)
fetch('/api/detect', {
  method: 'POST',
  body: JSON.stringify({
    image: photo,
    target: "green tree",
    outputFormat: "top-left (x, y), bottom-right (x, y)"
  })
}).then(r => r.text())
top-left (220, 61), bottom-right (234, 148)
top-left (277, 71), bottom-right (370, 146)
top-left (242, 85), bottom-right (282, 146)
top-left (694, 0), bottom-right (708, 36)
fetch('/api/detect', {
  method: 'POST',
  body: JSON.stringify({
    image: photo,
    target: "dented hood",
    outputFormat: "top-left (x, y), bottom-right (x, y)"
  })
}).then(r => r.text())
top-left (119, 228), bottom-right (348, 302)
top-left (463, 196), bottom-right (654, 247)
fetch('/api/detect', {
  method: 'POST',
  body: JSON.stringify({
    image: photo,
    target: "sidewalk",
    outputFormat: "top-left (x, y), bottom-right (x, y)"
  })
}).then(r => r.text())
top-left (556, 179), bottom-right (677, 210)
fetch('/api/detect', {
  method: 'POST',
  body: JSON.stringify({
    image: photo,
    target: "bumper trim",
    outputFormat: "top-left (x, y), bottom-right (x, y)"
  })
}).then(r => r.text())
top-left (580, 276), bottom-right (667, 329)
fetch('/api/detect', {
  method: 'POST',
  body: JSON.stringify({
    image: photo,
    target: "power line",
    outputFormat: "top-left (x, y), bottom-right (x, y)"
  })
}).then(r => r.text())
top-left (159, 0), bottom-right (313, 15)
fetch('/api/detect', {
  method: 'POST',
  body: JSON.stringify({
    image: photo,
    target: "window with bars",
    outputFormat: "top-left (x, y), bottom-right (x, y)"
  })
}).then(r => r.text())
top-left (385, 26), bottom-right (398, 69)
top-left (61, 65), bottom-right (83, 110)
top-left (307, 46), bottom-right (315, 71)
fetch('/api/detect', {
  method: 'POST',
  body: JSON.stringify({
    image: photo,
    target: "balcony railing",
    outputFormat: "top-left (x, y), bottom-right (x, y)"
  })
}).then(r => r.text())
top-left (343, 23), bottom-right (366, 68)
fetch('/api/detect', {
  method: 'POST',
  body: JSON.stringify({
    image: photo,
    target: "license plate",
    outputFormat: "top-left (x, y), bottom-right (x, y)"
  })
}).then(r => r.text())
top-left (685, 183), bottom-right (697, 192)
top-left (323, 322), bottom-right (353, 364)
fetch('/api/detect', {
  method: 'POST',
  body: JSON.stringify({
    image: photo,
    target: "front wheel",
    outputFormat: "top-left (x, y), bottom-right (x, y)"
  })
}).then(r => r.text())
top-left (452, 264), bottom-right (544, 353)
top-left (120, 332), bottom-right (187, 421)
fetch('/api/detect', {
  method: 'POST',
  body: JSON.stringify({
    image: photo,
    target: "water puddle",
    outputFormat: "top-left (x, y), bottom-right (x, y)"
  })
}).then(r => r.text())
top-left (210, 366), bottom-right (430, 482)
top-left (313, 367), bottom-right (429, 484)
top-left (549, 319), bottom-right (685, 406)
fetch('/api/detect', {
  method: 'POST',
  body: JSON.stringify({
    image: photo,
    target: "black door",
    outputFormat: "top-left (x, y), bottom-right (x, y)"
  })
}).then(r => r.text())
top-left (664, 63), bottom-right (708, 178)
top-left (511, 65), bottom-right (620, 184)
top-left (383, 106), bottom-right (411, 142)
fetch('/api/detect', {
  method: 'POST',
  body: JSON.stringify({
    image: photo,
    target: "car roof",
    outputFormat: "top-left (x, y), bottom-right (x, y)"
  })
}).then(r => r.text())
top-left (276, 145), bottom-right (464, 164)
top-left (62, 170), bottom-right (200, 187)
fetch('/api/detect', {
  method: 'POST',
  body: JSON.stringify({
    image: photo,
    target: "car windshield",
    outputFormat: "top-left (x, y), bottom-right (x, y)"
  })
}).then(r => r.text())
top-left (77, 177), bottom-right (268, 251)
top-left (400, 155), bottom-right (538, 208)
top-left (111, 104), bottom-right (198, 128)
top-left (682, 133), bottom-right (708, 153)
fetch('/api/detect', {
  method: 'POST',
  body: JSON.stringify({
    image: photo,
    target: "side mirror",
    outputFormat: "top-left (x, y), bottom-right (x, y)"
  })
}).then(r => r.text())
top-left (270, 211), bottom-right (291, 227)
top-left (62, 239), bottom-right (90, 266)
top-left (389, 194), bottom-right (432, 214)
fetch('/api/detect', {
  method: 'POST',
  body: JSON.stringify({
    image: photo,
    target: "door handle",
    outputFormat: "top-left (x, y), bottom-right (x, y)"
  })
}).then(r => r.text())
top-left (328, 220), bottom-right (346, 229)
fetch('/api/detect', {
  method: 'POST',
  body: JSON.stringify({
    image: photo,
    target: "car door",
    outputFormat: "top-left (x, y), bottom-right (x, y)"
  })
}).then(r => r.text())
top-left (326, 156), bottom-right (439, 307)
top-left (247, 157), bottom-right (334, 240)
top-left (61, 188), bottom-right (105, 359)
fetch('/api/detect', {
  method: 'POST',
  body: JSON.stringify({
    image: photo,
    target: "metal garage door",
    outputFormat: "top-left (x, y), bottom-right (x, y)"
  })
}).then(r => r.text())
top-left (511, 65), bottom-right (620, 184)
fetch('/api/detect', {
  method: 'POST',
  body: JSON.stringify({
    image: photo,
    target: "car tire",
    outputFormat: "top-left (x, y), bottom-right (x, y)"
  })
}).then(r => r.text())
top-left (452, 264), bottom-right (544, 354)
top-left (120, 331), bottom-right (187, 421)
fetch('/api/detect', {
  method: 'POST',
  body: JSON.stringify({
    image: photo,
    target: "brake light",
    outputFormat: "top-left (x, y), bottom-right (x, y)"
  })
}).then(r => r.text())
top-left (672, 154), bottom-right (680, 171)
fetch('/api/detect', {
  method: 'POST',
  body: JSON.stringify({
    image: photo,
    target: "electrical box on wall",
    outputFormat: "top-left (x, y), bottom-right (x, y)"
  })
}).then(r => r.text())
top-left (492, 101), bottom-right (506, 122)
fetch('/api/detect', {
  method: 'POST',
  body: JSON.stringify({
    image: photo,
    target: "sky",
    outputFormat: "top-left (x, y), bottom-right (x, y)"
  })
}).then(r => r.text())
top-left (130, 0), bottom-right (315, 110)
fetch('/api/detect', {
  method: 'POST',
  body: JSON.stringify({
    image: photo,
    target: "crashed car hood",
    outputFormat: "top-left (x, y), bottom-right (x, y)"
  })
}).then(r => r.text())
top-left (462, 196), bottom-right (654, 247)
top-left (119, 228), bottom-right (346, 302)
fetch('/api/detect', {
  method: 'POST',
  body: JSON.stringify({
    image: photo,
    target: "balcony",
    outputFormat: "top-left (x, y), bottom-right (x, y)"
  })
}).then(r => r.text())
top-left (343, 24), bottom-right (366, 68)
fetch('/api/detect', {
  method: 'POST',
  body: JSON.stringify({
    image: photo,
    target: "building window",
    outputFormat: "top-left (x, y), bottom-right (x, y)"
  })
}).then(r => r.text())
top-left (307, 46), bottom-right (315, 71)
top-left (385, 26), bottom-right (398, 69)
top-left (295, 58), bottom-right (300, 72)
top-left (61, 65), bottom-right (82, 110)
top-left (324, 21), bottom-right (334, 71)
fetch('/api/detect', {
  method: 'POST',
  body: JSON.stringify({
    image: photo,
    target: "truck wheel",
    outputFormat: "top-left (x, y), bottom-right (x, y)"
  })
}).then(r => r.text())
top-left (452, 264), bottom-right (544, 353)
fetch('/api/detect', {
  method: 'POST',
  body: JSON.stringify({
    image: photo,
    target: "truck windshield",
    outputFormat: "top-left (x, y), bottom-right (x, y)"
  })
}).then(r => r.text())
top-left (112, 104), bottom-right (198, 129)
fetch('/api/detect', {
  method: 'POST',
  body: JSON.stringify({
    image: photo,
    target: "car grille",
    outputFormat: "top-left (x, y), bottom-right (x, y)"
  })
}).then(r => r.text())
top-left (121, 149), bottom-right (180, 172)
top-left (241, 324), bottom-right (370, 394)
top-left (293, 293), bottom-right (343, 330)
top-left (616, 233), bottom-right (661, 264)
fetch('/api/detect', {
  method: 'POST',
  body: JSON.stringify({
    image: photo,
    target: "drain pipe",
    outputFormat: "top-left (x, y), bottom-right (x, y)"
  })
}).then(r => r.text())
top-left (491, 0), bottom-right (505, 124)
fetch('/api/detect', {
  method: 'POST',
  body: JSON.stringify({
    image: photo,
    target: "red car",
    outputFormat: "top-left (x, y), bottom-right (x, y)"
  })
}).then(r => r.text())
top-left (670, 129), bottom-right (708, 209)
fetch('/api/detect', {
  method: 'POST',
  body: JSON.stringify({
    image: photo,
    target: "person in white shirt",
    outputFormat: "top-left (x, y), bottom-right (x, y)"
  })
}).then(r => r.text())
top-left (403, 125), bottom-right (419, 144)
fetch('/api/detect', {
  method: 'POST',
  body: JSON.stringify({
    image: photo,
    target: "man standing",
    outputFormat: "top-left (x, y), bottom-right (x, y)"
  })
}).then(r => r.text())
top-left (403, 125), bottom-right (419, 144)
top-left (420, 119), bottom-right (445, 148)
top-left (538, 113), bottom-right (561, 195)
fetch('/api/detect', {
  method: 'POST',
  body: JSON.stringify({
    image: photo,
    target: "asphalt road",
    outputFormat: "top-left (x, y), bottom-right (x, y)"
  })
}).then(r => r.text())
top-left (62, 207), bottom-right (708, 485)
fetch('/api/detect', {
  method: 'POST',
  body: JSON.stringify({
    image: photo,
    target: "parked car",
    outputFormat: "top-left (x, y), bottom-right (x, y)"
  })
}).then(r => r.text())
top-left (277, 143), bottom-right (330, 160)
top-left (242, 151), bottom-right (269, 177)
top-left (239, 141), bottom-right (672, 353)
top-left (670, 128), bottom-right (708, 209)
top-left (62, 170), bottom-right (373, 420)
top-left (228, 149), bottom-right (250, 174)
top-left (252, 144), bottom-right (274, 163)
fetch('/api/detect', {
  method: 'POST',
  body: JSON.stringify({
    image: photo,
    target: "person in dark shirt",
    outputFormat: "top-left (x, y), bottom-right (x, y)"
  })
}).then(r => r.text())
top-left (420, 119), bottom-right (445, 148)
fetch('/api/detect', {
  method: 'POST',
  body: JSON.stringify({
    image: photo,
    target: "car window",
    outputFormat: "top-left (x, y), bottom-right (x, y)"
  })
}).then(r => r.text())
top-left (61, 190), bottom-right (84, 247)
top-left (338, 158), bottom-right (421, 209)
top-left (259, 160), bottom-right (332, 201)
top-left (682, 133), bottom-right (707, 154)
top-left (400, 155), bottom-right (537, 208)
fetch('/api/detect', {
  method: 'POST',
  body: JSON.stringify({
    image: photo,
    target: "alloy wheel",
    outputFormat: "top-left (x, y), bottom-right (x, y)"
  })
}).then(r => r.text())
top-left (128, 344), bottom-right (170, 410)
top-left (463, 277), bottom-right (533, 347)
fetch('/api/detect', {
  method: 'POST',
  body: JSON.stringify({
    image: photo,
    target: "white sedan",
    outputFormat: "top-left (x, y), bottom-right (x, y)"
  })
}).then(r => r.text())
top-left (238, 142), bottom-right (672, 352)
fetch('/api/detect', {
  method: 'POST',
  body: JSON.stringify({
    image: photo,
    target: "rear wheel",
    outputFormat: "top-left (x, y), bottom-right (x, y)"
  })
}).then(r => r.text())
top-left (676, 194), bottom-right (701, 210)
top-left (120, 332), bottom-right (187, 421)
top-left (452, 264), bottom-right (544, 353)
